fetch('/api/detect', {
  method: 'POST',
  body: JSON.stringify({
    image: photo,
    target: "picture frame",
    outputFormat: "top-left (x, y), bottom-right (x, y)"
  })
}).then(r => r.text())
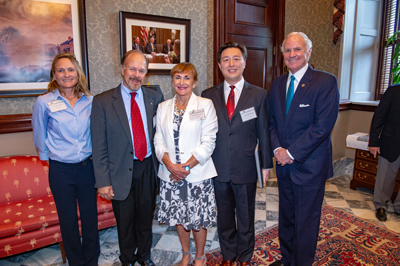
top-left (0, 0), bottom-right (89, 98)
top-left (120, 11), bottom-right (191, 75)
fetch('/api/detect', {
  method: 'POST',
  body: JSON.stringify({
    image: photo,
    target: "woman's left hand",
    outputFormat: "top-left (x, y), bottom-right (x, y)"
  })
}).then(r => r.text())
top-left (168, 163), bottom-right (190, 183)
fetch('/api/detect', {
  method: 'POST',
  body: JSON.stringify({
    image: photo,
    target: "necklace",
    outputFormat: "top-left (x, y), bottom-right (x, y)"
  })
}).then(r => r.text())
top-left (66, 95), bottom-right (76, 101)
top-left (174, 98), bottom-right (186, 115)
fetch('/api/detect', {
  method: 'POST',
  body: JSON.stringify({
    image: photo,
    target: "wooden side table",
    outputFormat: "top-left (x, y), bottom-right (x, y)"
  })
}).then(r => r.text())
top-left (350, 149), bottom-right (400, 201)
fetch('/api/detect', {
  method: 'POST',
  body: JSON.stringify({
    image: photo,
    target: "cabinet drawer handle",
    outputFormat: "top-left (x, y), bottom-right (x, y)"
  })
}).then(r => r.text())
top-left (359, 162), bottom-right (368, 169)
top-left (357, 173), bottom-right (367, 180)
top-left (360, 151), bottom-right (370, 158)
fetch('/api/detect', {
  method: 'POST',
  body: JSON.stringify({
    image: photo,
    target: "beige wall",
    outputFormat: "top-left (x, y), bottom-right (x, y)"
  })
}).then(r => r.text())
top-left (345, 110), bottom-right (375, 158)
top-left (331, 110), bottom-right (374, 160)
top-left (331, 111), bottom-right (350, 160)
top-left (0, 132), bottom-right (37, 157)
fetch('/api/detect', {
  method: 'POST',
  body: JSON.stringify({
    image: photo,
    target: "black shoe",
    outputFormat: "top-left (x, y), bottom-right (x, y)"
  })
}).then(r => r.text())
top-left (139, 259), bottom-right (156, 266)
top-left (270, 260), bottom-right (283, 266)
top-left (376, 208), bottom-right (387, 222)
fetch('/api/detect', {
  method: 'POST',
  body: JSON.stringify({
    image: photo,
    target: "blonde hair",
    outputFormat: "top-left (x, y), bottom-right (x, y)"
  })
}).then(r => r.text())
top-left (48, 52), bottom-right (90, 96)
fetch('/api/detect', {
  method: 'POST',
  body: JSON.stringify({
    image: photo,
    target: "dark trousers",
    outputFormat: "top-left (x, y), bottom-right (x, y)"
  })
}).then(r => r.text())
top-left (277, 167), bottom-right (325, 266)
top-left (214, 180), bottom-right (257, 262)
top-left (112, 157), bottom-right (156, 264)
top-left (49, 157), bottom-right (100, 266)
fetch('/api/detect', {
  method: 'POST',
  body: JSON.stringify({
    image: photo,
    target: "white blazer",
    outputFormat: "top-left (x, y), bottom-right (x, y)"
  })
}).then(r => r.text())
top-left (154, 93), bottom-right (218, 183)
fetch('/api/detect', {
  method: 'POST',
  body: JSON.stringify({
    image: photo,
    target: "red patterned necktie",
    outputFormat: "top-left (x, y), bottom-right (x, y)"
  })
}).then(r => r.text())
top-left (227, 85), bottom-right (235, 121)
top-left (130, 92), bottom-right (146, 161)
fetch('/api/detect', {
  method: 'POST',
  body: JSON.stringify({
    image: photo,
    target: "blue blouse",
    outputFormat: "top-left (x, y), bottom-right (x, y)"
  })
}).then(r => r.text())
top-left (32, 89), bottom-right (93, 163)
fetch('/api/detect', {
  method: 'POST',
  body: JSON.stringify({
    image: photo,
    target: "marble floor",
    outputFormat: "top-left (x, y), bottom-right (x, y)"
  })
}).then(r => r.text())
top-left (1, 159), bottom-right (400, 266)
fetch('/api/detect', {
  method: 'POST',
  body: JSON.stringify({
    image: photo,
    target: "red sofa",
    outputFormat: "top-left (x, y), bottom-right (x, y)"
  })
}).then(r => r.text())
top-left (0, 155), bottom-right (116, 262)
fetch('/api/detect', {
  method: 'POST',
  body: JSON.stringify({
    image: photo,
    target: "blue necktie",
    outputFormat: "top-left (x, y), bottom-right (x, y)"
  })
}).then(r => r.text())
top-left (286, 75), bottom-right (295, 114)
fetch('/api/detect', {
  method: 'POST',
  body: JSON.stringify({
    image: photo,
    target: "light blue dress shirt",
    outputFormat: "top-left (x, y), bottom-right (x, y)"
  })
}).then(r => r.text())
top-left (32, 89), bottom-right (93, 163)
top-left (120, 83), bottom-right (152, 159)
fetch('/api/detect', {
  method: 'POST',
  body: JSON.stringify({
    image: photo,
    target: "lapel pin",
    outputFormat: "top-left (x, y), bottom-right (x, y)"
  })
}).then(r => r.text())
top-left (150, 102), bottom-right (153, 105)
top-left (302, 84), bottom-right (305, 87)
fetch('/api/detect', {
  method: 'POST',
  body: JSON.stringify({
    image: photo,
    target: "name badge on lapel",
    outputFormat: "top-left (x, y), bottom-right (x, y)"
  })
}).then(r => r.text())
top-left (47, 99), bottom-right (67, 113)
top-left (240, 107), bottom-right (257, 122)
top-left (189, 109), bottom-right (205, 122)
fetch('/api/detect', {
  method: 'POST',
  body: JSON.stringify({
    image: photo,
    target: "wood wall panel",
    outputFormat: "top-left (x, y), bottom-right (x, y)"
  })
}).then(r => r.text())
top-left (215, 0), bottom-right (279, 91)
top-left (235, 3), bottom-right (267, 26)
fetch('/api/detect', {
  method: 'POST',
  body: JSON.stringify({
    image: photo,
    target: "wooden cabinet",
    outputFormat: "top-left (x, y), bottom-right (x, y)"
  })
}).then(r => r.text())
top-left (350, 149), bottom-right (400, 201)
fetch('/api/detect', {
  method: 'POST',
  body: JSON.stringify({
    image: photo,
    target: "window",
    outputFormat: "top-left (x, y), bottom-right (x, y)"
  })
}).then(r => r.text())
top-left (338, 0), bottom-right (384, 102)
top-left (376, 0), bottom-right (399, 99)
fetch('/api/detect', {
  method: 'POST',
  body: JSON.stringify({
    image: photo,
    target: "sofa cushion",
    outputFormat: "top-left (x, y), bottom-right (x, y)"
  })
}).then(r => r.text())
top-left (0, 156), bottom-right (50, 204)
top-left (0, 194), bottom-right (59, 239)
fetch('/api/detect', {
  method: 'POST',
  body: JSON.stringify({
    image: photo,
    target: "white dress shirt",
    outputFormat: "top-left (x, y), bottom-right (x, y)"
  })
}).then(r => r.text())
top-left (224, 78), bottom-right (245, 106)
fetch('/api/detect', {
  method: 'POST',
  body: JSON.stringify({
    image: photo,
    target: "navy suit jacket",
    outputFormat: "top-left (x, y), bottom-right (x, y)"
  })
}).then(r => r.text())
top-left (162, 44), bottom-right (173, 54)
top-left (202, 81), bottom-right (273, 184)
top-left (145, 42), bottom-right (157, 54)
top-left (269, 66), bottom-right (339, 185)
top-left (369, 84), bottom-right (400, 162)
top-left (91, 85), bottom-right (164, 200)
top-left (132, 43), bottom-right (142, 51)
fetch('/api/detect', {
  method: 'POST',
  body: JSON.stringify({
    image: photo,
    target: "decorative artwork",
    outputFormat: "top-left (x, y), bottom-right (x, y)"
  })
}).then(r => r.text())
top-left (0, 0), bottom-right (87, 97)
top-left (120, 11), bottom-right (191, 75)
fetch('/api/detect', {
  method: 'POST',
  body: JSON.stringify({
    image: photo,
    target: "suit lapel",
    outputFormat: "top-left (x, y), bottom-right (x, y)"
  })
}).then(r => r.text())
top-left (142, 87), bottom-right (155, 138)
top-left (166, 97), bottom-right (175, 145)
top-left (213, 83), bottom-right (230, 123)
top-left (112, 85), bottom-right (133, 147)
top-left (285, 67), bottom-right (314, 124)
top-left (233, 81), bottom-right (253, 121)
top-left (279, 73), bottom-right (288, 120)
top-left (180, 93), bottom-right (197, 131)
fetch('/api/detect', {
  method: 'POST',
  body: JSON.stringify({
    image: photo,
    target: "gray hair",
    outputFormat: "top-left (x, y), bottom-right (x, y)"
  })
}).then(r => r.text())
top-left (280, 32), bottom-right (313, 54)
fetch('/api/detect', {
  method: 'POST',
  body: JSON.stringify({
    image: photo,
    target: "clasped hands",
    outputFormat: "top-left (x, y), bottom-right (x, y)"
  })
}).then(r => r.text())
top-left (167, 163), bottom-right (190, 183)
top-left (275, 148), bottom-right (294, 166)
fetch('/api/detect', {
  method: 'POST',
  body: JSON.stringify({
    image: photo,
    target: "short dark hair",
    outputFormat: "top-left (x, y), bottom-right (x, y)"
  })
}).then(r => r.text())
top-left (217, 41), bottom-right (247, 63)
top-left (121, 49), bottom-right (148, 72)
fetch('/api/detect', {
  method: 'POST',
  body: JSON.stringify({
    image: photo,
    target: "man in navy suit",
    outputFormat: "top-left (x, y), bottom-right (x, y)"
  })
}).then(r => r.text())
top-left (162, 39), bottom-right (173, 54)
top-left (132, 36), bottom-right (142, 51)
top-left (202, 41), bottom-right (273, 266)
top-left (145, 37), bottom-right (157, 54)
top-left (269, 32), bottom-right (339, 266)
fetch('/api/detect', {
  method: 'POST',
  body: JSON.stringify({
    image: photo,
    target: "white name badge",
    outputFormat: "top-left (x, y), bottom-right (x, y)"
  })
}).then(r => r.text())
top-left (189, 109), bottom-right (205, 122)
top-left (47, 100), bottom-right (68, 113)
top-left (240, 107), bottom-right (257, 122)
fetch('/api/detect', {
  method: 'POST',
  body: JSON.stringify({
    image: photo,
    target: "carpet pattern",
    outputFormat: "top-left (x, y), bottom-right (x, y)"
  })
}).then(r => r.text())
top-left (207, 205), bottom-right (400, 265)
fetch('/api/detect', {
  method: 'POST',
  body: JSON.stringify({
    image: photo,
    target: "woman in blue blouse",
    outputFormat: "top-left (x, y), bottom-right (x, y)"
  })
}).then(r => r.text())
top-left (32, 53), bottom-right (99, 266)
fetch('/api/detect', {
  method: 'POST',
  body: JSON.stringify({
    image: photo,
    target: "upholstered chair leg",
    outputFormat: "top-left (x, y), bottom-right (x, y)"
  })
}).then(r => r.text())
top-left (59, 241), bottom-right (67, 263)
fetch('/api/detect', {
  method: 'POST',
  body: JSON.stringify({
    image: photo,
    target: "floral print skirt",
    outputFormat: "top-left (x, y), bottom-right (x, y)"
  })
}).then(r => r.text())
top-left (158, 178), bottom-right (217, 231)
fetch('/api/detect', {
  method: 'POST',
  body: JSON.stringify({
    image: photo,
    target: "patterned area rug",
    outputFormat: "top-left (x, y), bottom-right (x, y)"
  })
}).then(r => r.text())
top-left (207, 205), bottom-right (400, 265)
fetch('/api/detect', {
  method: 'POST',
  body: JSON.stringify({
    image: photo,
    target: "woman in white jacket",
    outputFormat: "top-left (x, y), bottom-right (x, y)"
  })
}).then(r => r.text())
top-left (154, 63), bottom-right (218, 266)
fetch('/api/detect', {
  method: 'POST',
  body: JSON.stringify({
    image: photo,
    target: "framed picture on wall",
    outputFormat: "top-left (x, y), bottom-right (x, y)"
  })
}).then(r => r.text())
top-left (0, 0), bottom-right (88, 98)
top-left (120, 11), bottom-right (191, 75)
